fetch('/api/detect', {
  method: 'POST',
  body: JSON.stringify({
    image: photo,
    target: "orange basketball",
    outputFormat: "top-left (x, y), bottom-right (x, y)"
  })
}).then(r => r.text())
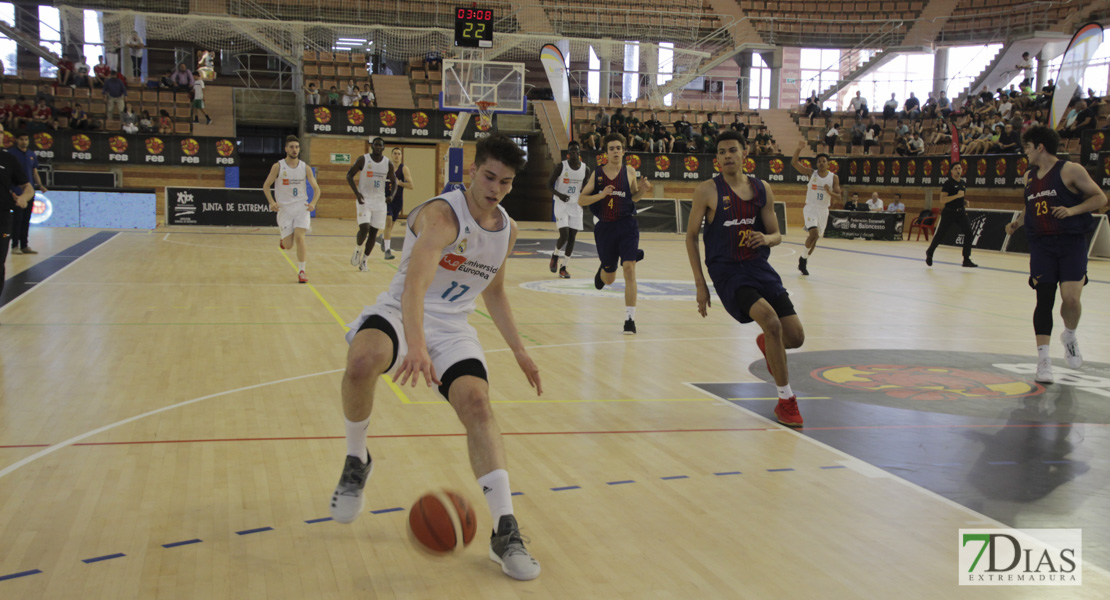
top-left (408, 490), bottom-right (477, 554)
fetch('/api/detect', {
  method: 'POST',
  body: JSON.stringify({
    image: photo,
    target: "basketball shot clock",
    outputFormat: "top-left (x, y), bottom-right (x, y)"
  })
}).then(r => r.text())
top-left (455, 5), bottom-right (493, 48)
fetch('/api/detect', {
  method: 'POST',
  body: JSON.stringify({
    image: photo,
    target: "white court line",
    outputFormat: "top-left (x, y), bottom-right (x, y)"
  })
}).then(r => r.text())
top-left (0, 233), bottom-right (118, 317)
top-left (683, 381), bottom-right (1110, 579)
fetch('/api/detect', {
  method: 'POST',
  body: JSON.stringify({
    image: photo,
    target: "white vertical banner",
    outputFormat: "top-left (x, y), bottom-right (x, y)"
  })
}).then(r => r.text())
top-left (1051, 23), bottom-right (1104, 129)
top-left (540, 43), bottom-right (571, 140)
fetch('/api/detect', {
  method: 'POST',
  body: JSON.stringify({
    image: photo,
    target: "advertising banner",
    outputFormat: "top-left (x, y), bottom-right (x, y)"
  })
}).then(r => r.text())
top-left (166, 187), bottom-right (273, 226)
top-left (14, 132), bottom-right (239, 167)
top-left (933, 209), bottom-right (1019, 252)
top-left (824, 210), bottom-right (905, 240)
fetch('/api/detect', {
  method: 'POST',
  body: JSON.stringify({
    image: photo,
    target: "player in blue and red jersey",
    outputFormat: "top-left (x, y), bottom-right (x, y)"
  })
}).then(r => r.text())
top-left (1005, 125), bottom-right (1106, 384)
top-left (578, 132), bottom-right (651, 334)
top-left (685, 130), bottom-right (805, 427)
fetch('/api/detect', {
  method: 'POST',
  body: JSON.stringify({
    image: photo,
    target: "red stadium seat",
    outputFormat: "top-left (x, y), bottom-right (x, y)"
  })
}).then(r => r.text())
top-left (907, 208), bottom-right (939, 241)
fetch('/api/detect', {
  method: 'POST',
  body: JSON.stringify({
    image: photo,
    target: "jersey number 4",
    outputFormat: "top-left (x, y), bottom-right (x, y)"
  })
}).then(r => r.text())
top-left (441, 281), bottom-right (471, 302)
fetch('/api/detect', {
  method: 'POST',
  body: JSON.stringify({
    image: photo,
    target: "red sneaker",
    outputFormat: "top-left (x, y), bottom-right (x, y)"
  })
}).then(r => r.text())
top-left (774, 397), bottom-right (803, 427)
top-left (298, 270), bottom-right (307, 284)
top-left (756, 333), bottom-right (774, 378)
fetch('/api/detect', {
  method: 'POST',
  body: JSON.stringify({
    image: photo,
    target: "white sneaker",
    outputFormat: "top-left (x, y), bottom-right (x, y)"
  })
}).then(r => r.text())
top-left (383, 249), bottom-right (394, 260)
top-left (358, 259), bottom-right (368, 272)
top-left (1035, 360), bottom-right (1054, 384)
top-left (350, 249), bottom-right (363, 267)
top-left (1061, 333), bottom-right (1082, 369)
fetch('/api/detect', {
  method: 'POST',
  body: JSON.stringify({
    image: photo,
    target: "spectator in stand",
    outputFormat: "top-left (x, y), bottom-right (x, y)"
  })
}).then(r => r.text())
top-left (804, 92), bottom-right (821, 124)
top-left (93, 55), bottom-right (110, 87)
top-left (701, 112), bottom-right (719, 141)
top-left (848, 90), bottom-right (868, 118)
top-left (866, 192), bottom-right (884, 211)
top-left (28, 98), bottom-right (51, 132)
top-left (127, 30), bottom-right (145, 80)
top-left (102, 70), bottom-right (127, 121)
top-left (863, 117), bottom-right (879, 153)
top-left (343, 79), bottom-right (358, 106)
top-left (191, 73), bottom-right (212, 125)
top-left (156, 68), bottom-right (175, 89)
top-left (886, 193), bottom-right (905, 213)
top-left (850, 118), bottom-right (865, 151)
top-left (594, 106), bottom-right (609, 135)
top-left (883, 93), bottom-right (898, 120)
top-left (305, 82), bottom-right (320, 104)
top-left (57, 55), bottom-right (76, 86)
top-left (0, 100), bottom-right (8, 129)
top-left (580, 122), bottom-right (600, 151)
top-left (1037, 78), bottom-right (1054, 108)
top-left (894, 134), bottom-right (910, 156)
top-left (906, 132), bottom-right (925, 156)
top-left (197, 50), bottom-right (215, 81)
top-left (651, 121), bottom-right (673, 153)
top-left (1016, 51), bottom-right (1034, 87)
top-left (674, 113), bottom-right (693, 139)
top-left (998, 95), bottom-right (1014, 120)
top-left (844, 192), bottom-right (860, 211)
top-left (977, 85), bottom-right (994, 107)
top-left (326, 85), bottom-right (340, 105)
top-left (930, 119), bottom-right (952, 145)
top-left (1061, 99), bottom-right (1097, 139)
top-left (643, 111), bottom-right (661, 136)
top-left (359, 88), bottom-right (375, 107)
top-left (672, 132), bottom-right (689, 153)
top-left (158, 109), bottom-right (173, 134)
top-left (73, 55), bottom-right (92, 88)
top-left (923, 92), bottom-right (937, 118)
top-left (729, 113), bottom-right (749, 139)
top-left (754, 127), bottom-right (773, 155)
top-left (121, 102), bottom-right (139, 133)
top-left (997, 123), bottom-right (1021, 153)
top-left (903, 92), bottom-right (921, 118)
top-left (12, 97), bottom-right (31, 129)
top-left (937, 91), bottom-right (951, 117)
top-left (824, 121), bottom-right (839, 153)
top-left (138, 110), bottom-right (155, 133)
top-left (893, 119), bottom-right (908, 137)
top-left (70, 103), bottom-right (89, 130)
top-left (610, 107), bottom-right (627, 136)
top-left (170, 63), bottom-right (194, 94)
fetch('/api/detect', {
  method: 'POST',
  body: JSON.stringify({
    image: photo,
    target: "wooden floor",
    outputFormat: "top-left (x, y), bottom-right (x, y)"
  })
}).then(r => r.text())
top-left (2, 220), bottom-right (1109, 598)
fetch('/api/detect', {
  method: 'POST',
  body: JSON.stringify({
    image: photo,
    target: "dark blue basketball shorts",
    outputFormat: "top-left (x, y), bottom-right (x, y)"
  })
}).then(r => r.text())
top-left (387, 195), bottom-right (404, 219)
top-left (593, 218), bottom-right (639, 272)
top-left (709, 259), bottom-right (795, 324)
top-left (1028, 234), bottom-right (1088, 288)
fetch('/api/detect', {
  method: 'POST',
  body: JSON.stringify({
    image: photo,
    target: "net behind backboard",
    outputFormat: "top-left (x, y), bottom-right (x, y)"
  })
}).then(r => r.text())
top-left (440, 59), bottom-right (525, 114)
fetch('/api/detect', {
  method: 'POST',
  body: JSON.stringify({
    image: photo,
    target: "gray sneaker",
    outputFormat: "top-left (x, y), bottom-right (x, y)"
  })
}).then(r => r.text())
top-left (20, 247), bottom-right (37, 255)
top-left (11, 247), bottom-right (22, 255)
top-left (384, 249), bottom-right (395, 260)
top-left (489, 514), bottom-right (540, 581)
top-left (329, 451), bottom-right (373, 524)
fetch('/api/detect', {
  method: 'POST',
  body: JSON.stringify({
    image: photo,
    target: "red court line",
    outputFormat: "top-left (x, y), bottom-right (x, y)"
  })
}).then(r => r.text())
top-left (0, 422), bottom-right (1103, 450)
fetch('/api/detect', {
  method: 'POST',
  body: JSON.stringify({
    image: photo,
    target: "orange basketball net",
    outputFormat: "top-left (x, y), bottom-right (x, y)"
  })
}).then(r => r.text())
top-left (475, 101), bottom-right (497, 130)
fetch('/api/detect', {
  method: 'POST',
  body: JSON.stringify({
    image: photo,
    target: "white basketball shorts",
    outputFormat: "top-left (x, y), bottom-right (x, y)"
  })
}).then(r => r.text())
top-left (277, 204), bottom-right (311, 238)
top-left (553, 199), bottom-right (583, 230)
top-left (802, 205), bottom-right (829, 236)
top-left (345, 302), bottom-right (486, 380)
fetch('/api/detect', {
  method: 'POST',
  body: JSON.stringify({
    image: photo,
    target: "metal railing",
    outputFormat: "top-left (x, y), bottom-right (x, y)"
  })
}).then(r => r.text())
top-left (232, 52), bottom-right (297, 90)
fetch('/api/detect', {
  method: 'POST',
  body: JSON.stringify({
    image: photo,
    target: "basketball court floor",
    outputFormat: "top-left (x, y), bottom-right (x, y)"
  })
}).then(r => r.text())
top-left (2, 220), bottom-right (1109, 598)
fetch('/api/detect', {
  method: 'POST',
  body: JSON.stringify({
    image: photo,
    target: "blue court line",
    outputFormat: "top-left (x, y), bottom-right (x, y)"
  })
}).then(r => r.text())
top-left (782, 240), bottom-right (1110, 285)
top-left (819, 466), bottom-right (847, 470)
top-left (82, 553), bottom-right (125, 564)
top-left (305, 517), bottom-right (332, 524)
top-left (551, 485), bottom-right (581, 491)
top-left (988, 461), bottom-right (1019, 466)
top-left (235, 527), bottom-right (273, 536)
top-left (661, 475), bottom-right (689, 480)
top-left (766, 468), bottom-right (795, 472)
top-left (607, 480), bottom-right (636, 485)
top-left (162, 539), bottom-right (202, 549)
top-left (1043, 460), bottom-right (1071, 464)
top-left (0, 569), bottom-right (42, 581)
top-left (1, 231), bottom-right (118, 308)
top-left (511, 491), bottom-right (524, 496)
top-left (714, 471), bottom-right (742, 476)
top-left (370, 507), bottom-right (404, 515)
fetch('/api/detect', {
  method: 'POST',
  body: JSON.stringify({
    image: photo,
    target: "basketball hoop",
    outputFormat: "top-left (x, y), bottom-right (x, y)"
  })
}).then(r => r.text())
top-left (475, 101), bottom-right (497, 132)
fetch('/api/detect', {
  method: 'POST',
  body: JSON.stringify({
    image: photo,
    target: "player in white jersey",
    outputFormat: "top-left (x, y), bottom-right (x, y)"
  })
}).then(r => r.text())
top-left (264, 135), bottom-right (321, 283)
top-left (791, 140), bottom-right (841, 276)
top-left (547, 141), bottom-right (590, 278)
top-left (345, 137), bottom-right (396, 271)
top-left (328, 135), bottom-right (543, 581)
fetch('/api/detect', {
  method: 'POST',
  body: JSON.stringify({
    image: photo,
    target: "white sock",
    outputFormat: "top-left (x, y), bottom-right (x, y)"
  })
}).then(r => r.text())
top-left (560, 253), bottom-right (569, 268)
top-left (553, 249), bottom-right (560, 259)
top-left (626, 306), bottom-right (636, 320)
top-left (1037, 345), bottom-right (1050, 362)
top-left (777, 384), bottom-right (794, 400)
top-left (805, 246), bottom-right (814, 258)
top-left (477, 469), bottom-right (514, 526)
top-left (297, 261), bottom-right (305, 272)
top-left (1062, 327), bottom-right (1076, 340)
top-left (344, 416), bottom-right (370, 462)
top-left (382, 237), bottom-right (388, 251)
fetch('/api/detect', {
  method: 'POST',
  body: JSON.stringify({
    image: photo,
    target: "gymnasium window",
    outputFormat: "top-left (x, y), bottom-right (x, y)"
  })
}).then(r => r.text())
top-left (622, 41), bottom-right (639, 104)
top-left (749, 52), bottom-right (770, 110)
top-left (0, 3), bottom-right (15, 75)
top-left (800, 48), bottom-right (841, 109)
top-left (658, 42), bottom-right (673, 107)
top-left (588, 45), bottom-right (600, 104)
top-left (946, 45), bottom-right (1004, 97)
top-left (849, 53), bottom-right (934, 111)
top-left (83, 10), bottom-right (103, 70)
top-left (39, 5), bottom-right (61, 77)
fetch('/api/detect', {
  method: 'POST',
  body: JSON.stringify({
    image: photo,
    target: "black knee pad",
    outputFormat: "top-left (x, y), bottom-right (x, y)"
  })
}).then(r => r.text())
top-left (1033, 283), bottom-right (1056, 336)
top-left (356, 315), bottom-right (400, 371)
top-left (438, 359), bottom-right (488, 400)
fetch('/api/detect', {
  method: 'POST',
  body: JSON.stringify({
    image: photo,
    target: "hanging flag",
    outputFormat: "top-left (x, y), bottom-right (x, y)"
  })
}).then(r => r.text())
top-left (539, 44), bottom-right (571, 141)
top-left (1051, 23), bottom-right (1104, 129)
top-left (949, 121), bottom-right (961, 164)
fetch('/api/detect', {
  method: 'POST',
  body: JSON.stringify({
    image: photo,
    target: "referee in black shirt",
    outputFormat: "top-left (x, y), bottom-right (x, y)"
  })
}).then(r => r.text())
top-left (926, 162), bottom-right (978, 268)
top-left (1, 122), bottom-right (35, 308)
